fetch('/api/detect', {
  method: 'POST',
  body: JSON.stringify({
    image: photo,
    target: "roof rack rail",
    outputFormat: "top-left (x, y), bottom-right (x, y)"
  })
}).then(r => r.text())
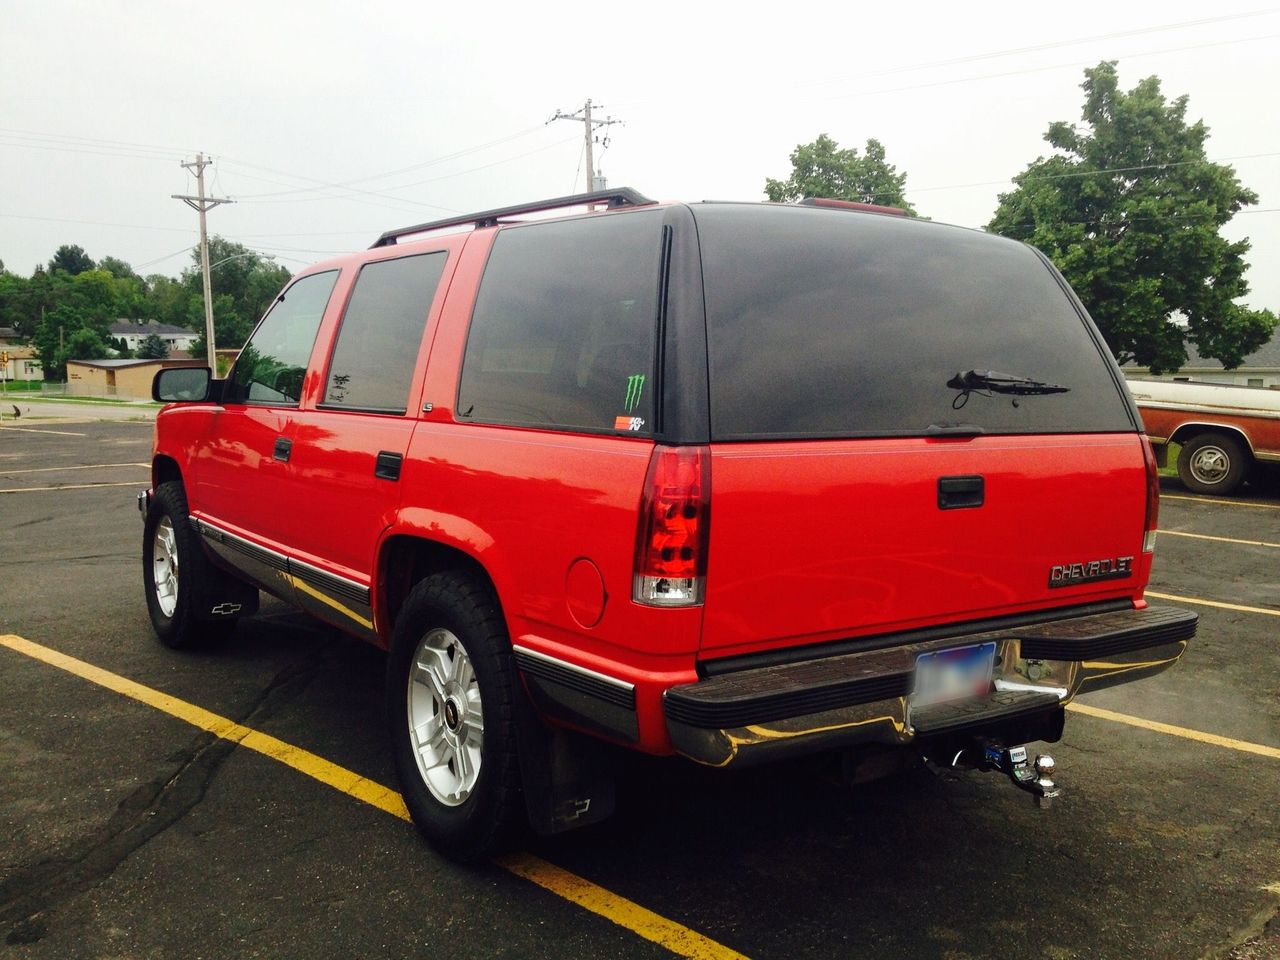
top-left (799, 197), bottom-right (907, 217)
top-left (371, 187), bottom-right (657, 248)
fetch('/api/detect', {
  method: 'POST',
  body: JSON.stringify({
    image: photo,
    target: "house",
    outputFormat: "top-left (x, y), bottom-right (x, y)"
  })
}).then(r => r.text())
top-left (1123, 327), bottom-right (1280, 389)
top-left (66, 358), bottom-right (205, 401)
top-left (0, 329), bottom-right (42, 381)
top-left (108, 320), bottom-right (199, 354)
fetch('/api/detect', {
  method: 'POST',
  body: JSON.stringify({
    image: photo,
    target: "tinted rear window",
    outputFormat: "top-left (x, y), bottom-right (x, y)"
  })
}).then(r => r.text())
top-left (457, 210), bottom-right (663, 435)
top-left (693, 205), bottom-right (1133, 439)
top-left (323, 252), bottom-right (447, 412)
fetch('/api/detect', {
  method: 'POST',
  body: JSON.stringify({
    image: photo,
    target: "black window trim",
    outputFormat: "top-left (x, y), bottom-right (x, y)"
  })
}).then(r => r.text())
top-left (453, 209), bottom-right (668, 438)
top-left (226, 268), bottom-right (341, 409)
top-left (316, 249), bottom-right (449, 417)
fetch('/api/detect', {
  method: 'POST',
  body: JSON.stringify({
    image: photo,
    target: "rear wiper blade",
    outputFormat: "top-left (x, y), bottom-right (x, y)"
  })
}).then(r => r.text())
top-left (947, 369), bottom-right (1070, 396)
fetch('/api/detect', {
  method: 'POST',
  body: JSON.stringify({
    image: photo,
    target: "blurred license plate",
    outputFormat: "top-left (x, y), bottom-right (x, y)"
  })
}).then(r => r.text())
top-left (911, 642), bottom-right (997, 707)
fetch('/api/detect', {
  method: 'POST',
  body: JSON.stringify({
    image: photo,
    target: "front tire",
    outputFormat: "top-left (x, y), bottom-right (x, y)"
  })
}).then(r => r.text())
top-left (1177, 433), bottom-right (1249, 495)
top-left (387, 572), bottom-right (523, 861)
top-left (142, 481), bottom-right (237, 649)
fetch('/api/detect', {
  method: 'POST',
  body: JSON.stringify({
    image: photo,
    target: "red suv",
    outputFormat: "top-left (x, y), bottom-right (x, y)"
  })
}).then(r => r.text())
top-left (141, 189), bottom-right (1196, 859)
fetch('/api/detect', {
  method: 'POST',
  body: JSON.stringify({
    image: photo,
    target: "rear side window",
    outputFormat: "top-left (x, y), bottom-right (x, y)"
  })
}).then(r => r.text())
top-left (457, 210), bottom-right (663, 434)
top-left (693, 205), bottom-right (1134, 439)
top-left (227, 270), bottom-right (338, 405)
top-left (323, 252), bottom-right (448, 413)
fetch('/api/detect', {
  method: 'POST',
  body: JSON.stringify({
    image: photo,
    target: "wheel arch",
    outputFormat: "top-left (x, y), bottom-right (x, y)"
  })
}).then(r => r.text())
top-left (376, 519), bottom-right (512, 642)
top-left (152, 454), bottom-right (182, 489)
top-left (1168, 421), bottom-right (1256, 456)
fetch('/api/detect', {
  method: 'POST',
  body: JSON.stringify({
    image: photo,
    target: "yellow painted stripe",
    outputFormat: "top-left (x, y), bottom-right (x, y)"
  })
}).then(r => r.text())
top-left (0, 634), bottom-right (745, 960)
top-left (0, 461), bottom-right (149, 476)
top-left (1159, 529), bottom-right (1280, 549)
top-left (1146, 590), bottom-right (1280, 618)
top-left (0, 425), bottom-right (88, 437)
top-left (0, 634), bottom-right (408, 819)
top-left (0, 480), bottom-right (143, 494)
top-left (1067, 702), bottom-right (1280, 760)
top-left (1163, 493), bottom-right (1280, 510)
top-left (498, 854), bottom-right (748, 960)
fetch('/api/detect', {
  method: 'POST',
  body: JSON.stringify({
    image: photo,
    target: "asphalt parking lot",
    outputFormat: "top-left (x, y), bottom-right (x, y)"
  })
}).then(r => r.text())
top-left (2, 418), bottom-right (1278, 960)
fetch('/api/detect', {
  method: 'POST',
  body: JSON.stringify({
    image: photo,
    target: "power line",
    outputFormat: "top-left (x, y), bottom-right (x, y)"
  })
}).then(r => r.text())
top-left (818, 32), bottom-right (1280, 103)
top-left (225, 124), bottom-right (547, 199)
top-left (549, 100), bottom-right (624, 193)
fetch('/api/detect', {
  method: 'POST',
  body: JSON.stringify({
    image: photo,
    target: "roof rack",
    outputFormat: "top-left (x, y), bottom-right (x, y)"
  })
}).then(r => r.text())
top-left (371, 187), bottom-right (657, 248)
top-left (799, 197), bottom-right (907, 217)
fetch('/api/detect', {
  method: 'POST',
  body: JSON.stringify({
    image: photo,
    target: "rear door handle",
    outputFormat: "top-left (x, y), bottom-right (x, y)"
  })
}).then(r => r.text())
top-left (938, 475), bottom-right (984, 510)
top-left (375, 451), bottom-right (403, 481)
top-left (273, 437), bottom-right (292, 462)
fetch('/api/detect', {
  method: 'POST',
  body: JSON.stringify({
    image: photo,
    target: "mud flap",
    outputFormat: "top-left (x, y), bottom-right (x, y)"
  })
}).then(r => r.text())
top-left (192, 564), bottom-right (260, 621)
top-left (513, 681), bottom-right (616, 835)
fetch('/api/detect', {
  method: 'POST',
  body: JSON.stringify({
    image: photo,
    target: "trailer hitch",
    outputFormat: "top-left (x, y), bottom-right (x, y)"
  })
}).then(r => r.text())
top-left (977, 743), bottom-right (1061, 806)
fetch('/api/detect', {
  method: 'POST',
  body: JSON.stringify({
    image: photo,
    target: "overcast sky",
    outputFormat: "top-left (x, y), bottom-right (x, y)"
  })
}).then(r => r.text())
top-left (2, 1), bottom-right (1277, 310)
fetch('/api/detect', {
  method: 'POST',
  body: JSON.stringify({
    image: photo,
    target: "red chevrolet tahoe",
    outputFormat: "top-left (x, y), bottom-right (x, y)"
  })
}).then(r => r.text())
top-left (140, 190), bottom-right (1196, 859)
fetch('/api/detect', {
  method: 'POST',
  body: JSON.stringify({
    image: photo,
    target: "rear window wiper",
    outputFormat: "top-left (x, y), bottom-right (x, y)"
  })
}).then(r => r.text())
top-left (947, 369), bottom-right (1070, 396)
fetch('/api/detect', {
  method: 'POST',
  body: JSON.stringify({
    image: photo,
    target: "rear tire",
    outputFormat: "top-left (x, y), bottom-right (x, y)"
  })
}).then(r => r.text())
top-left (143, 481), bottom-right (237, 649)
top-left (1176, 433), bottom-right (1249, 496)
top-left (386, 571), bottom-right (523, 861)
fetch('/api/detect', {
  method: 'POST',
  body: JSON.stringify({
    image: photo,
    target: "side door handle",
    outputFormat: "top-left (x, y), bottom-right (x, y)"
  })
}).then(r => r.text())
top-left (375, 451), bottom-right (403, 481)
top-left (273, 437), bottom-right (292, 463)
top-left (938, 475), bottom-right (984, 510)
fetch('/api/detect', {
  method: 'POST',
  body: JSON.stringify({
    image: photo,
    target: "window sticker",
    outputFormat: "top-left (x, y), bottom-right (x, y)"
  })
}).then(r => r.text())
top-left (613, 415), bottom-right (646, 432)
top-left (624, 373), bottom-right (646, 412)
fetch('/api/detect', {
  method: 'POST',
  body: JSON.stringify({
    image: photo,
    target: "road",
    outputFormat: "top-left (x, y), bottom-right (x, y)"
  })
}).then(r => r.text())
top-left (1, 420), bottom-right (1277, 959)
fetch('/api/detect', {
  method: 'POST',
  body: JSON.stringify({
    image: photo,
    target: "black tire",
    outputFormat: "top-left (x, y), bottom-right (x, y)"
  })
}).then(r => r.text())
top-left (386, 571), bottom-right (523, 862)
top-left (1176, 432), bottom-right (1250, 496)
top-left (142, 481), bottom-right (237, 649)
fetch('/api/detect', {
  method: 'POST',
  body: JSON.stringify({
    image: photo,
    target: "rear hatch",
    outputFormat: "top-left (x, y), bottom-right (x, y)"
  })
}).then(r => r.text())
top-left (690, 204), bottom-right (1147, 659)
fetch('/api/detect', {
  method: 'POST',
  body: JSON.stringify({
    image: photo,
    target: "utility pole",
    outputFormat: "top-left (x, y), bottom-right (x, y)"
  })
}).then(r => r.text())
top-left (548, 100), bottom-right (623, 193)
top-left (172, 154), bottom-right (233, 368)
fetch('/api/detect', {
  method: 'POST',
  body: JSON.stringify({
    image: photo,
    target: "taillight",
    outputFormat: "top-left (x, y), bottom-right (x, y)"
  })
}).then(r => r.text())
top-left (633, 446), bottom-right (710, 606)
top-left (1141, 436), bottom-right (1160, 553)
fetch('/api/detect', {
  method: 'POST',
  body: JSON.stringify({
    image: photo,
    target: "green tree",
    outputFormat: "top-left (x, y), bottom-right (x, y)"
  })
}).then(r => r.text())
top-left (989, 62), bottom-right (1277, 373)
top-left (765, 134), bottom-right (917, 214)
top-left (188, 294), bottom-right (244, 360)
top-left (32, 303), bottom-right (86, 379)
top-left (58, 327), bottom-right (113, 375)
top-left (137, 333), bottom-right (170, 359)
top-left (49, 244), bottom-right (96, 275)
top-left (97, 256), bottom-right (137, 280)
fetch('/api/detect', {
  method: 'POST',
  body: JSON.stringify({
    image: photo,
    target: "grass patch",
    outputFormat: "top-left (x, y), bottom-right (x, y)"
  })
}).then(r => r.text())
top-left (1157, 441), bottom-right (1180, 479)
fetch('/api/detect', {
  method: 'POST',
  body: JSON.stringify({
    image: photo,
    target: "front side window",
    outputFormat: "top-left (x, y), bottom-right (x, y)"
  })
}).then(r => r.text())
top-left (457, 210), bottom-right (663, 434)
top-left (226, 270), bottom-right (339, 405)
top-left (322, 252), bottom-right (447, 412)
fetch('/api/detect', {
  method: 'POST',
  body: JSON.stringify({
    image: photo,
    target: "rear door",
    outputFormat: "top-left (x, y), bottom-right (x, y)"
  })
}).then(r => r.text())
top-left (690, 204), bottom-right (1145, 659)
top-left (280, 244), bottom-right (458, 639)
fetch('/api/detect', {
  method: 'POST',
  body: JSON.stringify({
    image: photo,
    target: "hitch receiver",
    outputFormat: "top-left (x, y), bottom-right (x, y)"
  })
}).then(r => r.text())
top-left (980, 742), bottom-right (1061, 806)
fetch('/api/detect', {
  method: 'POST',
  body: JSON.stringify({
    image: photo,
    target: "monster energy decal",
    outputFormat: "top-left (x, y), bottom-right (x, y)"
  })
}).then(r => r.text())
top-left (624, 374), bottom-right (646, 412)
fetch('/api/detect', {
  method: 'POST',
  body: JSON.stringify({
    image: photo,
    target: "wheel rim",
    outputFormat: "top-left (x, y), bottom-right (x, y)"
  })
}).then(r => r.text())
top-left (406, 627), bottom-right (484, 807)
top-left (151, 516), bottom-right (179, 617)
top-left (1189, 445), bottom-right (1231, 485)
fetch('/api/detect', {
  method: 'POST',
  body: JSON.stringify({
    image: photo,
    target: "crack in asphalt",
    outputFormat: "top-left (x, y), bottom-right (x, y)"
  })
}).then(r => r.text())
top-left (0, 640), bottom-right (337, 945)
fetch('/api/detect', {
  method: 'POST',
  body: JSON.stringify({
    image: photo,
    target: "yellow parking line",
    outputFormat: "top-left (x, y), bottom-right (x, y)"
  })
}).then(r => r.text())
top-left (1067, 702), bottom-right (1280, 760)
top-left (1145, 590), bottom-right (1280, 618)
top-left (0, 634), bottom-right (746, 960)
top-left (0, 462), bottom-right (149, 476)
top-left (1162, 494), bottom-right (1280, 510)
top-left (0, 481), bottom-right (143, 495)
top-left (1159, 529), bottom-right (1280, 549)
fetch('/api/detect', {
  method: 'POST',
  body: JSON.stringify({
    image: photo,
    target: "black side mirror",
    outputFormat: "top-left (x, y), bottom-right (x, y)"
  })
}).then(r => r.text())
top-left (153, 367), bottom-right (213, 403)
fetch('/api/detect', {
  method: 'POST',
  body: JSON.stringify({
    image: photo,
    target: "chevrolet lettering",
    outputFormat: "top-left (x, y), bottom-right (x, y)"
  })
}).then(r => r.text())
top-left (1048, 556), bottom-right (1135, 588)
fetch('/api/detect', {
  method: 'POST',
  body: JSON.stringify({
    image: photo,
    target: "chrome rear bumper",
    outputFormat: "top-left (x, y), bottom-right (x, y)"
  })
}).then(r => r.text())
top-left (664, 605), bottom-right (1196, 767)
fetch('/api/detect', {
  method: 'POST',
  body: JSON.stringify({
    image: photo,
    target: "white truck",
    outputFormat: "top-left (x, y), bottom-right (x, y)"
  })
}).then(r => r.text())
top-left (1128, 379), bottom-right (1280, 495)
